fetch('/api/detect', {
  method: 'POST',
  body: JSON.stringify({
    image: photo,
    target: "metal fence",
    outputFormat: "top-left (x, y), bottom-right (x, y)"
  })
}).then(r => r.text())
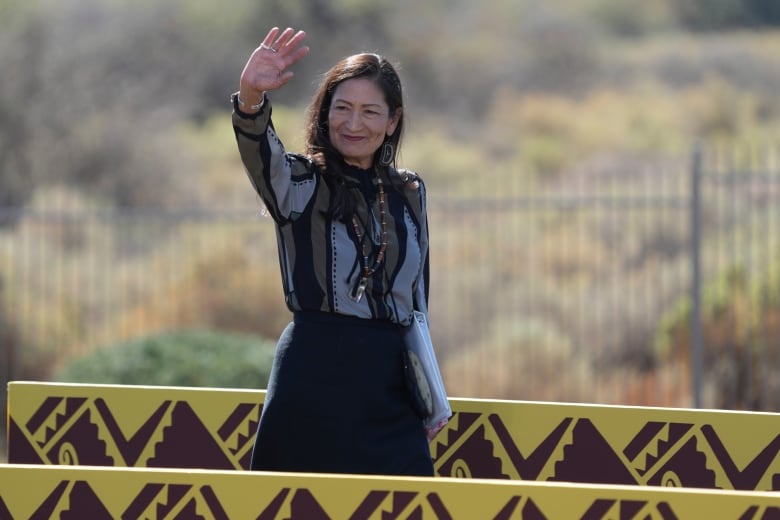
top-left (2, 146), bottom-right (779, 441)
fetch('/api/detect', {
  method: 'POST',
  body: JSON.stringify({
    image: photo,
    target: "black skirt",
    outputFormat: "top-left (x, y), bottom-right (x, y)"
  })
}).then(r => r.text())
top-left (250, 311), bottom-right (434, 476)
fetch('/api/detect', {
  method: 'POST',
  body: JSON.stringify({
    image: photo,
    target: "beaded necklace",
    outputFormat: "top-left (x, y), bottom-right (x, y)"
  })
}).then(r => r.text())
top-left (350, 175), bottom-right (387, 302)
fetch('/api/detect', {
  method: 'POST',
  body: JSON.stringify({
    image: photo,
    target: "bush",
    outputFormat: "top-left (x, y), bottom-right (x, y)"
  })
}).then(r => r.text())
top-left (54, 329), bottom-right (276, 389)
top-left (654, 264), bottom-right (780, 411)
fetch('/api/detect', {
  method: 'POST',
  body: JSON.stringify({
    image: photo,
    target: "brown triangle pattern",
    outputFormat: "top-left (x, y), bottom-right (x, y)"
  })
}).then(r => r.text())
top-left (44, 411), bottom-right (114, 466)
top-left (9, 392), bottom-right (779, 492)
top-left (645, 436), bottom-right (716, 488)
top-left (121, 483), bottom-right (231, 519)
top-left (551, 419), bottom-right (637, 485)
top-left (7, 417), bottom-right (45, 464)
top-left (433, 413), bottom-right (508, 479)
top-left (256, 488), bottom-right (330, 519)
top-left (146, 401), bottom-right (235, 469)
top-left (7, 476), bottom-right (780, 518)
top-left (30, 480), bottom-right (113, 520)
top-left (59, 481), bottom-right (114, 520)
top-left (430, 412), bottom-right (779, 491)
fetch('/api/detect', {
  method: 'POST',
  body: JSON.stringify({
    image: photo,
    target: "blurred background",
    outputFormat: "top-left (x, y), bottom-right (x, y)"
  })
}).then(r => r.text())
top-left (2, 0), bottom-right (780, 459)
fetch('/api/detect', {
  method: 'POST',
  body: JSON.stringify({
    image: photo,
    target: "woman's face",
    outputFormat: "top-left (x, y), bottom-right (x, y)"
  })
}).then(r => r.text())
top-left (328, 78), bottom-right (400, 169)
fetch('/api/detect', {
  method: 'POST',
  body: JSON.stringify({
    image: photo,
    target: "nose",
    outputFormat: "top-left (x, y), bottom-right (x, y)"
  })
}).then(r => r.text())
top-left (346, 110), bottom-right (362, 130)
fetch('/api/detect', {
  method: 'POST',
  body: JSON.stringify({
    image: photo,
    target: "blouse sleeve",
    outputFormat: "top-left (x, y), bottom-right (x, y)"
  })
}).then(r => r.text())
top-left (412, 177), bottom-right (431, 317)
top-left (231, 93), bottom-right (317, 224)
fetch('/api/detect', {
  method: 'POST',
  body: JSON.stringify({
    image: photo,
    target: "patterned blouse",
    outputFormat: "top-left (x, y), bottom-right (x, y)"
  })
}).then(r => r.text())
top-left (231, 94), bottom-right (429, 326)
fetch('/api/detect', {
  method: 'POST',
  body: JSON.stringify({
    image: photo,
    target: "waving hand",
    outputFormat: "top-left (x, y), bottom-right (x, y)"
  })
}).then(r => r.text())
top-left (238, 27), bottom-right (309, 112)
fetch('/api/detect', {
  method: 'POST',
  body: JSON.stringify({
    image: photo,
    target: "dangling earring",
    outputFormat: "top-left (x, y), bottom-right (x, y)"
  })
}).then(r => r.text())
top-left (379, 140), bottom-right (394, 166)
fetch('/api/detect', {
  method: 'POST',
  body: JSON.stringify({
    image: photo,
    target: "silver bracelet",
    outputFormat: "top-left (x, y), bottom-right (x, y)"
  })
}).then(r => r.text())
top-left (236, 93), bottom-right (264, 111)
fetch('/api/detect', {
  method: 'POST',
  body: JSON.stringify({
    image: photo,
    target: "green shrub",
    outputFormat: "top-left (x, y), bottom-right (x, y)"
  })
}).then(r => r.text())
top-left (53, 329), bottom-right (276, 389)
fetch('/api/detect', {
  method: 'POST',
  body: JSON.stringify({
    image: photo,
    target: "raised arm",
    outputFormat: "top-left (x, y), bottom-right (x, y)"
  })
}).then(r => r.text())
top-left (233, 27), bottom-right (313, 223)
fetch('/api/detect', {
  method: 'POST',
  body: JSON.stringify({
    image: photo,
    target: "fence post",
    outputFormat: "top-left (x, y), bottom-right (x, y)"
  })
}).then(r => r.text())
top-left (690, 144), bottom-right (704, 408)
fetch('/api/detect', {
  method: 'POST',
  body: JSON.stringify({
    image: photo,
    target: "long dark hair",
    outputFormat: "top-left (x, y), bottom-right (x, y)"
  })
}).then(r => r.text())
top-left (305, 53), bottom-right (405, 219)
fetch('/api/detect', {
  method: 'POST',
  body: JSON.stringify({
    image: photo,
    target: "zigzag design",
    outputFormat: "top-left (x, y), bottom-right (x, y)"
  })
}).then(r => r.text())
top-left (335, 490), bottom-right (454, 519)
top-left (9, 388), bottom-right (777, 492)
top-left (124, 484), bottom-right (179, 518)
top-left (639, 423), bottom-right (694, 477)
top-left (581, 499), bottom-right (678, 519)
top-left (20, 398), bottom-right (115, 466)
top-left (432, 411), bottom-right (475, 460)
top-left (36, 401), bottom-right (66, 448)
top-left (363, 490), bottom-right (419, 518)
top-left (532, 417), bottom-right (576, 482)
top-left (137, 403), bottom-right (176, 467)
top-left (128, 484), bottom-right (223, 519)
top-left (30, 398), bottom-right (88, 449)
top-left (93, 398), bottom-right (173, 466)
top-left (635, 423), bottom-right (668, 474)
top-left (623, 422), bottom-right (693, 478)
top-left (91, 403), bottom-right (123, 466)
top-left (217, 402), bottom-right (261, 462)
top-left (640, 434), bottom-right (717, 488)
top-left (700, 425), bottom-right (780, 490)
top-left (494, 414), bottom-right (578, 482)
top-left (433, 412), bottom-right (508, 479)
top-left (52, 405), bottom-right (112, 466)
top-left (693, 431), bottom-right (730, 490)
top-left (8, 474), bottom-right (780, 518)
top-left (147, 401), bottom-right (239, 470)
top-left (481, 415), bottom-right (522, 480)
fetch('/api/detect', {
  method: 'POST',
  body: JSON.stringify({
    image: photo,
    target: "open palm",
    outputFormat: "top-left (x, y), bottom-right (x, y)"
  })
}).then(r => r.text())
top-left (240, 27), bottom-right (309, 95)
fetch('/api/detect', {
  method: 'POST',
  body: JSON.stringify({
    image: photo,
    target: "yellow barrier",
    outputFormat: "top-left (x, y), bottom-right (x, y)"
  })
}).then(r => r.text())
top-left (0, 464), bottom-right (777, 519)
top-left (6, 382), bottom-right (780, 491)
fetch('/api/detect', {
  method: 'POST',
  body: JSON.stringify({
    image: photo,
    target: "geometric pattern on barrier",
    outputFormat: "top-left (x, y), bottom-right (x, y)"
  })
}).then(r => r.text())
top-left (0, 464), bottom-right (778, 519)
top-left (434, 411), bottom-right (780, 491)
top-left (6, 383), bottom-right (779, 492)
top-left (8, 396), bottom-right (260, 470)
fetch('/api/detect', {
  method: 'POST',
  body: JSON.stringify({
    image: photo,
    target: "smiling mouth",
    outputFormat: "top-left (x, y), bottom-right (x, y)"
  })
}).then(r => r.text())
top-left (342, 135), bottom-right (364, 142)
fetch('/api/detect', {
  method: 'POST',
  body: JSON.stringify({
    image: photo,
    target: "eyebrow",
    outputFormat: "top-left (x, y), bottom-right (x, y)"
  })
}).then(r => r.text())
top-left (332, 98), bottom-right (384, 109)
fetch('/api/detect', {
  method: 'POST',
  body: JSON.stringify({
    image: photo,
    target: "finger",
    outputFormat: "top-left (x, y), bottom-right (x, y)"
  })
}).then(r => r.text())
top-left (272, 27), bottom-right (296, 51)
top-left (279, 70), bottom-right (295, 84)
top-left (261, 27), bottom-right (280, 48)
top-left (269, 27), bottom-right (289, 51)
top-left (279, 30), bottom-right (307, 55)
top-left (285, 44), bottom-right (310, 67)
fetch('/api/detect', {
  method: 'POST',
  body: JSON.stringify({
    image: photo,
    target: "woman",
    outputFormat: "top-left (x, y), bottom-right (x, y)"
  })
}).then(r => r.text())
top-left (232, 27), bottom-right (436, 476)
